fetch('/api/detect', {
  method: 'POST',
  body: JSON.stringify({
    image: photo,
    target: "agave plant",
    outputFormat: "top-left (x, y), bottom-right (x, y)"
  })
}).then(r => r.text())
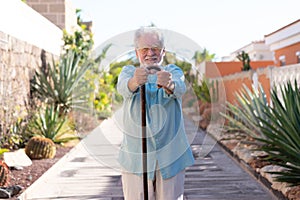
top-left (222, 81), bottom-right (300, 186)
top-left (255, 80), bottom-right (300, 186)
top-left (193, 77), bottom-right (219, 104)
top-left (30, 51), bottom-right (93, 114)
top-left (221, 84), bottom-right (269, 140)
top-left (27, 104), bottom-right (78, 144)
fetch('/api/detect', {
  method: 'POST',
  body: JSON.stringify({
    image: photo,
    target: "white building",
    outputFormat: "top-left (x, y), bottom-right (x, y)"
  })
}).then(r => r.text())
top-left (226, 40), bottom-right (273, 61)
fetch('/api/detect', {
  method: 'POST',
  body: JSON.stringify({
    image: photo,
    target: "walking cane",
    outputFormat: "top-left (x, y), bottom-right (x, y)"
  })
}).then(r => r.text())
top-left (140, 83), bottom-right (148, 200)
top-left (141, 65), bottom-right (167, 200)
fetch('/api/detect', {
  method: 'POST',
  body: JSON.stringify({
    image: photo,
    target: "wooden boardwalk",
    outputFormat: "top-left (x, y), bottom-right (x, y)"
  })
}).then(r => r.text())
top-left (18, 119), bottom-right (278, 200)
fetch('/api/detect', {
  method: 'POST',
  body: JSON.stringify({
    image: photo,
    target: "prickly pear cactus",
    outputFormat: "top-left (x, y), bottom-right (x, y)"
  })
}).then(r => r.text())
top-left (25, 137), bottom-right (56, 159)
top-left (0, 160), bottom-right (10, 187)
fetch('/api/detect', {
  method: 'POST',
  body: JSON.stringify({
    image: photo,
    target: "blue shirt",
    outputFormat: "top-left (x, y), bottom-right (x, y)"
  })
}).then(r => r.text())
top-left (116, 64), bottom-right (194, 180)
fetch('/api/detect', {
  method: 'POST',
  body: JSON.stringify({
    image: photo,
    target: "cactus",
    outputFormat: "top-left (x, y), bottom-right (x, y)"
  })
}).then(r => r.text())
top-left (237, 51), bottom-right (251, 71)
top-left (0, 160), bottom-right (10, 187)
top-left (209, 79), bottom-right (219, 103)
top-left (25, 137), bottom-right (56, 159)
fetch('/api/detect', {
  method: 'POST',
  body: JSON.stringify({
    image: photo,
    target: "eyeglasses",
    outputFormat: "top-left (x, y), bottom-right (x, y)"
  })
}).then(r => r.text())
top-left (137, 47), bottom-right (163, 54)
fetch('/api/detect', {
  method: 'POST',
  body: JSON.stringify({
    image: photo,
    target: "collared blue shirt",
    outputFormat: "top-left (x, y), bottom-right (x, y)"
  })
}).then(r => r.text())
top-left (115, 64), bottom-right (194, 180)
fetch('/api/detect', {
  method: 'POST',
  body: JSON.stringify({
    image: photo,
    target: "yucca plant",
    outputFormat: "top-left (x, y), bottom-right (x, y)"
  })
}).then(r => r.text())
top-left (27, 104), bottom-right (78, 144)
top-left (255, 80), bottom-right (300, 186)
top-left (30, 51), bottom-right (93, 114)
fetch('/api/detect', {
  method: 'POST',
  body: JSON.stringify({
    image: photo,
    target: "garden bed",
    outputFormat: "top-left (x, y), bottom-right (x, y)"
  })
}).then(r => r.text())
top-left (5, 145), bottom-right (73, 200)
top-left (207, 123), bottom-right (300, 200)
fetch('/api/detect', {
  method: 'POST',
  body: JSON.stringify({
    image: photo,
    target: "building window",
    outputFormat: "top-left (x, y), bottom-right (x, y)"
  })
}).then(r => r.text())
top-left (279, 55), bottom-right (286, 66)
top-left (296, 51), bottom-right (300, 63)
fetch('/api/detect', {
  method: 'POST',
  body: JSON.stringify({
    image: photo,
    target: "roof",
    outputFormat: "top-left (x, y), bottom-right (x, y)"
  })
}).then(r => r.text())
top-left (264, 19), bottom-right (300, 37)
top-left (230, 40), bottom-right (265, 54)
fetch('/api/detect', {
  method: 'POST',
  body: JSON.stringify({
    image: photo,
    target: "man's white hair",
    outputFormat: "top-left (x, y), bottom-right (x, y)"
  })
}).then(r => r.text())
top-left (134, 26), bottom-right (164, 48)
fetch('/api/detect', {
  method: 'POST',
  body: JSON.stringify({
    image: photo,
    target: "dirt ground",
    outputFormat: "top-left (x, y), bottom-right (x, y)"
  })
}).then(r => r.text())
top-left (6, 146), bottom-right (73, 200)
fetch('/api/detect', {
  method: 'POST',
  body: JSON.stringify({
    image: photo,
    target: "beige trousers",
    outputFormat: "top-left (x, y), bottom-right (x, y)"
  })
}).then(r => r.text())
top-left (121, 170), bottom-right (185, 200)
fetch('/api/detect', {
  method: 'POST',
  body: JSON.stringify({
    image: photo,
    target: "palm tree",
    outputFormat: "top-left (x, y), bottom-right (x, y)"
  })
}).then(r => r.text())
top-left (192, 48), bottom-right (215, 66)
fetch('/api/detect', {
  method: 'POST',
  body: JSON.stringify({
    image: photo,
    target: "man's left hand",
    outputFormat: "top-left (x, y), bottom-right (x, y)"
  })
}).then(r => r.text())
top-left (157, 71), bottom-right (174, 94)
top-left (157, 71), bottom-right (172, 87)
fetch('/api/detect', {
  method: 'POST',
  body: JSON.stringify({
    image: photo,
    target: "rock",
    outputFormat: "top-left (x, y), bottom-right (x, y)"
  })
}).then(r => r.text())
top-left (206, 123), bottom-right (223, 140)
top-left (11, 165), bottom-right (23, 171)
top-left (286, 186), bottom-right (300, 200)
top-left (0, 185), bottom-right (23, 198)
top-left (232, 144), bottom-right (254, 164)
top-left (3, 149), bottom-right (32, 168)
top-left (272, 182), bottom-right (290, 195)
top-left (199, 119), bottom-right (209, 130)
top-left (0, 188), bottom-right (9, 198)
top-left (26, 175), bottom-right (32, 181)
top-left (251, 150), bottom-right (268, 158)
top-left (192, 115), bottom-right (202, 122)
top-left (5, 185), bottom-right (23, 197)
top-left (221, 140), bottom-right (239, 150)
top-left (260, 165), bottom-right (292, 195)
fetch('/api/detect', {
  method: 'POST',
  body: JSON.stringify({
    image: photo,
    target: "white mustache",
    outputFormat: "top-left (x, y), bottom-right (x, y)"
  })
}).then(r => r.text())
top-left (145, 56), bottom-right (158, 60)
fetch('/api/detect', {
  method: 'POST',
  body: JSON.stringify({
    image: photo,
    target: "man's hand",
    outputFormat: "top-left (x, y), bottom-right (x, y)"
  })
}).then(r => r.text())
top-left (128, 68), bottom-right (148, 92)
top-left (157, 71), bottom-right (171, 87)
top-left (157, 71), bottom-right (174, 94)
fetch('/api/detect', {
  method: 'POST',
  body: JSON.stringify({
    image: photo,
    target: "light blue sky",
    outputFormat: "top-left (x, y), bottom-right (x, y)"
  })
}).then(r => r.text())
top-left (71, 0), bottom-right (299, 60)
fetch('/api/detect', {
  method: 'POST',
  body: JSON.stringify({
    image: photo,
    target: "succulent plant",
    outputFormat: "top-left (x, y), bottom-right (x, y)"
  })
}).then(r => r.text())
top-left (237, 51), bottom-right (251, 71)
top-left (25, 137), bottom-right (56, 159)
top-left (27, 104), bottom-right (78, 144)
top-left (30, 51), bottom-right (93, 114)
top-left (0, 160), bottom-right (10, 187)
top-left (222, 81), bottom-right (300, 186)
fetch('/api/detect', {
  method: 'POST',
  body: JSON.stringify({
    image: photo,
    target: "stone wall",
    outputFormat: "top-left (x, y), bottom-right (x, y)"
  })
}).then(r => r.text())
top-left (26, 0), bottom-right (77, 32)
top-left (0, 0), bottom-right (64, 132)
top-left (0, 0), bottom-right (63, 55)
top-left (0, 31), bottom-right (55, 126)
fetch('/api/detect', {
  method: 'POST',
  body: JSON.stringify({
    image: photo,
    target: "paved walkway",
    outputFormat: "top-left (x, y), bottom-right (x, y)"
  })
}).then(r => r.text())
top-left (18, 118), bottom-right (278, 200)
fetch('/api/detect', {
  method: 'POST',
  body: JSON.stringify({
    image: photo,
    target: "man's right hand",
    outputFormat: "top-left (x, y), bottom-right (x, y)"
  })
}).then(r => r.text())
top-left (128, 68), bottom-right (148, 92)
